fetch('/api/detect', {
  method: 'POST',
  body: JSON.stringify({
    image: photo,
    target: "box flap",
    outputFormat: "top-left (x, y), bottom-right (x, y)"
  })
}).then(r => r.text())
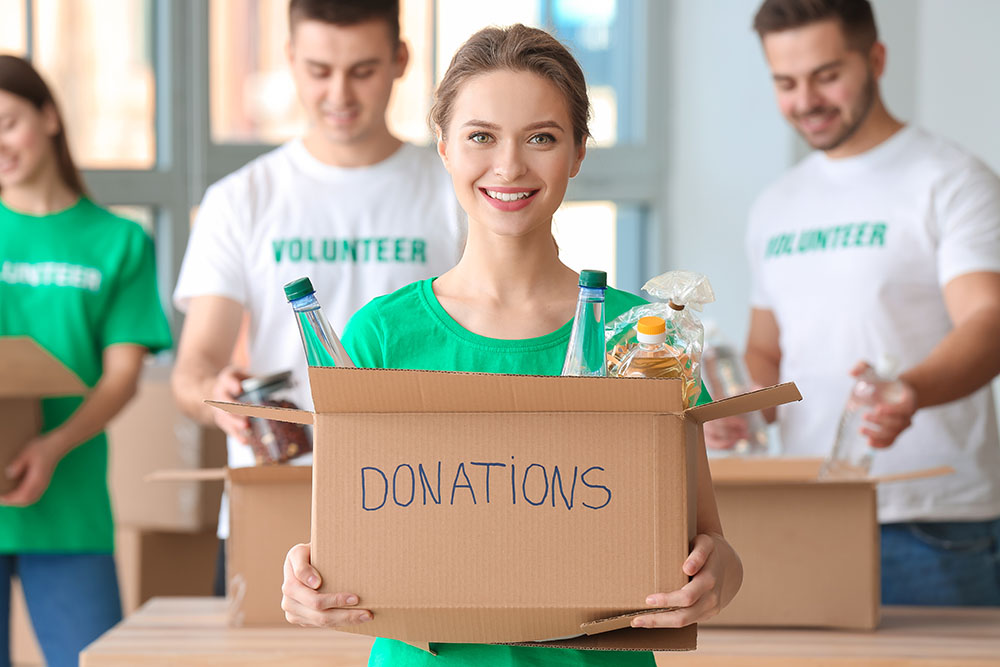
top-left (206, 400), bottom-right (315, 425)
top-left (145, 466), bottom-right (312, 484)
top-left (580, 608), bottom-right (675, 635)
top-left (685, 382), bottom-right (801, 424)
top-left (710, 457), bottom-right (823, 482)
top-left (510, 625), bottom-right (697, 651)
top-left (0, 336), bottom-right (87, 398)
top-left (307, 366), bottom-right (685, 414)
top-left (145, 468), bottom-right (228, 483)
top-left (228, 465), bottom-right (312, 484)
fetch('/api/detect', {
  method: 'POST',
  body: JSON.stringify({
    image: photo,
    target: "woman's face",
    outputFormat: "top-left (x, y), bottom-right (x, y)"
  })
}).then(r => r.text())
top-left (0, 90), bottom-right (58, 190)
top-left (438, 69), bottom-right (585, 240)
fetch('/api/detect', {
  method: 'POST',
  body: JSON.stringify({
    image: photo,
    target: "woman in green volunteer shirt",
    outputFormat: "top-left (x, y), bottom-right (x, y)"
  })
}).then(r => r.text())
top-left (0, 56), bottom-right (172, 667)
top-left (280, 25), bottom-right (743, 666)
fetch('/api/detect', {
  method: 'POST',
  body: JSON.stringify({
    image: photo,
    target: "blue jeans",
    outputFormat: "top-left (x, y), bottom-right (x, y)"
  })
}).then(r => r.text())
top-left (1, 553), bottom-right (122, 667)
top-left (881, 519), bottom-right (1000, 606)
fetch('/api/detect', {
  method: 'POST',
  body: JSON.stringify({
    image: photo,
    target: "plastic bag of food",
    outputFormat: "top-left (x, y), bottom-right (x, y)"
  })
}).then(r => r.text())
top-left (606, 270), bottom-right (715, 407)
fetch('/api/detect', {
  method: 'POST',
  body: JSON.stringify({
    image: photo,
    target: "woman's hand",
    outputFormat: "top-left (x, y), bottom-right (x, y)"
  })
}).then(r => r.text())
top-left (632, 533), bottom-right (740, 628)
top-left (280, 543), bottom-right (373, 628)
top-left (0, 435), bottom-right (64, 506)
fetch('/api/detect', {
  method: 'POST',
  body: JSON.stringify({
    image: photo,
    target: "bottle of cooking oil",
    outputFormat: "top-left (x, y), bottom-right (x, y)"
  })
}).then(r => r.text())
top-left (616, 315), bottom-right (691, 389)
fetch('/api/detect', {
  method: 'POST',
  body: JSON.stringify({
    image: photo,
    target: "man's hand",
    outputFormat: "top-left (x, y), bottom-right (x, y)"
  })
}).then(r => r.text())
top-left (211, 365), bottom-right (252, 443)
top-left (0, 435), bottom-right (64, 506)
top-left (702, 416), bottom-right (750, 451)
top-left (280, 543), bottom-right (372, 628)
top-left (850, 361), bottom-right (918, 449)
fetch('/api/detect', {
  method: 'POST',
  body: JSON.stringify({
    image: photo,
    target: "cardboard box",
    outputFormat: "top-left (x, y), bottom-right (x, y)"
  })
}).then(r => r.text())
top-left (705, 457), bottom-right (880, 630)
top-left (0, 337), bottom-right (86, 495)
top-left (10, 526), bottom-right (218, 665)
top-left (148, 465), bottom-right (312, 627)
top-left (213, 367), bottom-right (800, 651)
top-left (108, 363), bottom-right (227, 532)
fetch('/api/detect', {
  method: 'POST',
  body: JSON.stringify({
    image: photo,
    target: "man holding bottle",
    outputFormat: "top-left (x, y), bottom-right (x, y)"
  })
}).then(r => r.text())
top-left (171, 0), bottom-right (464, 594)
top-left (710, 0), bottom-right (1000, 605)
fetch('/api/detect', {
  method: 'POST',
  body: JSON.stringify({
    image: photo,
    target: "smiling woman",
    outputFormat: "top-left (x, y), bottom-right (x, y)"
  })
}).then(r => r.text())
top-left (279, 22), bottom-right (743, 667)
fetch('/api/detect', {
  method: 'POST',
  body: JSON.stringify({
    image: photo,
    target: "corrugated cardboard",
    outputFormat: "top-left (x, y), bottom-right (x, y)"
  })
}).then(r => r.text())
top-left (212, 367), bottom-right (801, 651)
top-left (147, 465), bottom-right (312, 627)
top-left (108, 363), bottom-right (227, 532)
top-left (10, 526), bottom-right (218, 665)
top-left (706, 457), bottom-right (880, 629)
top-left (0, 337), bottom-right (86, 495)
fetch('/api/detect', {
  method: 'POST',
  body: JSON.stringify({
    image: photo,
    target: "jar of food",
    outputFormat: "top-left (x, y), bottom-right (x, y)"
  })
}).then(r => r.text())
top-left (238, 371), bottom-right (312, 464)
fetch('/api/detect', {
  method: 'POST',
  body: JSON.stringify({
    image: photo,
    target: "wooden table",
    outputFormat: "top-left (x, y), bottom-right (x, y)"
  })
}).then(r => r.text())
top-left (81, 598), bottom-right (1000, 666)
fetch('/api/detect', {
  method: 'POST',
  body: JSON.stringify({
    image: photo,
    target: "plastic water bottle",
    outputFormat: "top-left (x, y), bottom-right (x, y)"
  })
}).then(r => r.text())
top-left (701, 329), bottom-right (770, 456)
top-left (819, 355), bottom-right (905, 479)
top-left (284, 277), bottom-right (355, 368)
top-left (561, 270), bottom-right (608, 377)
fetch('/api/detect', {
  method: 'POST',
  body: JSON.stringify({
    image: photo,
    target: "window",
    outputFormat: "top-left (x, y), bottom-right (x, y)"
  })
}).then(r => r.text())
top-left (33, 0), bottom-right (156, 169)
top-left (0, 0), bottom-right (27, 55)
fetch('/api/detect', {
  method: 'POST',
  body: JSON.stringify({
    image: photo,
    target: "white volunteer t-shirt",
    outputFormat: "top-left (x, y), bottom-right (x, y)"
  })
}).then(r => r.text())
top-left (174, 139), bottom-right (465, 537)
top-left (747, 126), bottom-right (1000, 523)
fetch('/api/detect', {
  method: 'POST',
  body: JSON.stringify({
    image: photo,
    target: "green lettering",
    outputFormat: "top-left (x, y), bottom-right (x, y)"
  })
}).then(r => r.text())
top-left (840, 224), bottom-right (853, 247)
top-left (411, 239), bottom-right (427, 263)
top-left (814, 229), bottom-right (828, 249)
top-left (362, 238), bottom-right (373, 261)
top-left (394, 238), bottom-right (406, 262)
top-left (870, 223), bottom-right (887, 247)
top-left (797, 231), bottom-right (809, 253)
top-left (853, 223), bottom-right (869, 246)
top-left (342, 239), bottom-right (358, 262)
top-left (322, 240), bottom-right (337, 261)
top-left (272, 240), bottom-right (286, 262)
top-left (377, 238), bottom-right (389, 262)
top-left (289, 239), bottom-right (303, 261)
top-left (306, 239), bottom-right (317, 261)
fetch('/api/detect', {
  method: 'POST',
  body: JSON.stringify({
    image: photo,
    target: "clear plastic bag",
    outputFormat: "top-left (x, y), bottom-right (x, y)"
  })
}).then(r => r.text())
top-left (606, 270), bottom-right (715, 407)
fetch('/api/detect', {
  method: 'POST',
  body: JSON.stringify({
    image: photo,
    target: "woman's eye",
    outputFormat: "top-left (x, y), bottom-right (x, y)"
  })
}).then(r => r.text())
top-left (528, 133), bottom-right (555, 145)
top-left (469, 132), bottom-right (491, 144)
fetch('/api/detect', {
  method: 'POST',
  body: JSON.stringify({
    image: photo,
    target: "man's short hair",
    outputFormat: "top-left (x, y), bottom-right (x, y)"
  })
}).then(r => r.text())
top-left (288, 0), bottom-right (401, 47)
top-left (753, 0), bottom-right (878, 52)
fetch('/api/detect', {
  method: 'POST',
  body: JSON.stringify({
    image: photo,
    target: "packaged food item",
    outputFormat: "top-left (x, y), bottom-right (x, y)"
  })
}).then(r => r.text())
top-left (284, 277), bottom-right (355, 368)
top-left (607, 270), bottom-right (714, 406)
top-left (238, 371), bottom-right (312, 465)
top-left (562, 270), bottom-right (608, 377)
top-left (701, 323), bottom-right (770, 456)
top-left (616, 316), bottom-right (688, 382)
top-left (819, 355), bottom-right (907, 479)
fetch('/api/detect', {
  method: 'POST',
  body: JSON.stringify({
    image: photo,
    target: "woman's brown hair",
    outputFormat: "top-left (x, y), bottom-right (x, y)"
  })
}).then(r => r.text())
top-left (0, 55), bottom-right (87, 195)
top-left (430, 24), bottom-right (591, 146)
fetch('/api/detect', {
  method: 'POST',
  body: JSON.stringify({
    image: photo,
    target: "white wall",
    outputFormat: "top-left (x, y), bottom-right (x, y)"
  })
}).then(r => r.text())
top-left (658, 0), bottom-right (1000, 349)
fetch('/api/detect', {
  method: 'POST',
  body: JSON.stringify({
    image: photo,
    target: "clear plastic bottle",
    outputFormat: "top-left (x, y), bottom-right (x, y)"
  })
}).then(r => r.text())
top-left (616, 316), bottom-right (687, 382)
top-left (283, 277), bottom-right (355, 368)
top-left (561, 270), bottom-right (608, 377)
top-left (819, 355), bottom-right (906, 479)
top-left (701, 326), bottom-right (769, 456)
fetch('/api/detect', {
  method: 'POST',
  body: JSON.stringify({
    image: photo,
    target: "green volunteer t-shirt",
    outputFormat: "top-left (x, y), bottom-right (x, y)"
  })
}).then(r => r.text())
top-left (342, 278), bottom-right (710, 667)
top-left (0, 197), bottom-right (172, 553)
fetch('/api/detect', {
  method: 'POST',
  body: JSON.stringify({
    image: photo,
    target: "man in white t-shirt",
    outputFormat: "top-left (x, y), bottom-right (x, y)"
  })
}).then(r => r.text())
top-left (712, 0), bottom-right (1000, 605)
top-left (171, 0), bottom-right (464, 594)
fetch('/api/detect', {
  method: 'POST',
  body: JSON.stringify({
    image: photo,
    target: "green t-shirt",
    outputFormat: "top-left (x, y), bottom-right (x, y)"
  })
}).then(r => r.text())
top-left (0, 197), bottom-right (172, 552)
top-left (342, 277), bottom-right (680, 667)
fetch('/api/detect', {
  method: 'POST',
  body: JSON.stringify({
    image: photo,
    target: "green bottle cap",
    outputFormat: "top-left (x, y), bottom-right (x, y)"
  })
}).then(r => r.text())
top-left (283, 277), bottom-right (315, 301)
top-left (578, 270), bottom-right (607, 288)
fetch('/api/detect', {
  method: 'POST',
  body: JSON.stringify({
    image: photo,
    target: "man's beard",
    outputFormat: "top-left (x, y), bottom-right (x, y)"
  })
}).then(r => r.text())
top-left (796, 70), bottom-right (877, 152)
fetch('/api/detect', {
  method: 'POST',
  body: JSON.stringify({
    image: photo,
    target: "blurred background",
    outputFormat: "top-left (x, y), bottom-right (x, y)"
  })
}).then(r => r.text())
top-left (1, 0), bottom-right (998, 351)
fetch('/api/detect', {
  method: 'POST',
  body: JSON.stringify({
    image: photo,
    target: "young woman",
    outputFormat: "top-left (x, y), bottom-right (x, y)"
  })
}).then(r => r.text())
top-left (0, 55), bottom-right (172, 667)
top-left (280, 25), bottom-right (743, 666)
